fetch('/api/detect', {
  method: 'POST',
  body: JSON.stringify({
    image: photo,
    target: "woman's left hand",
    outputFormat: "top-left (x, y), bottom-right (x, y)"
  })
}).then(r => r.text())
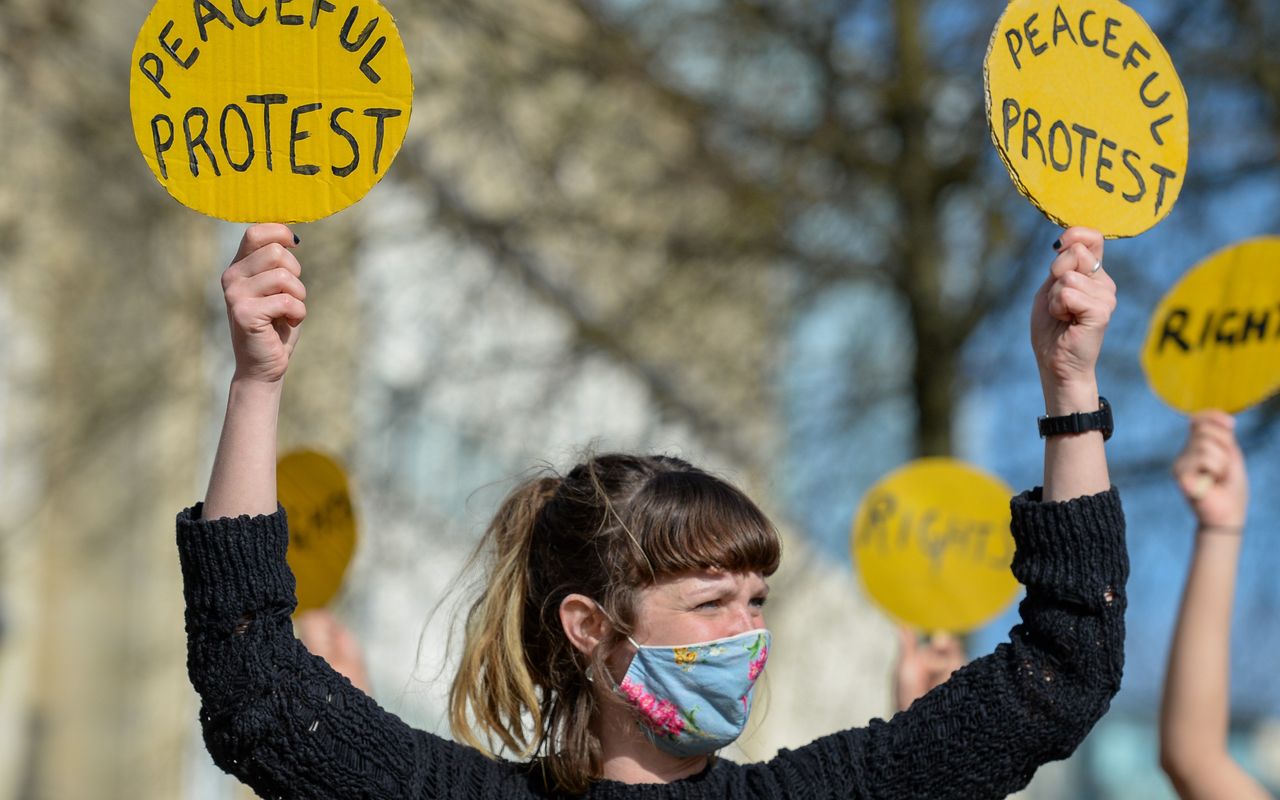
top-left (1030, 227), bottom-right (1115, 408)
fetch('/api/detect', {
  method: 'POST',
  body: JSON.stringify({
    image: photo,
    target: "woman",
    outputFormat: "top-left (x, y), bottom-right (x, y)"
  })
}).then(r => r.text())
top-left (1160, 412), bottom-right (1272, 799)
top-left (178, 224), bottom-right (1125, 798)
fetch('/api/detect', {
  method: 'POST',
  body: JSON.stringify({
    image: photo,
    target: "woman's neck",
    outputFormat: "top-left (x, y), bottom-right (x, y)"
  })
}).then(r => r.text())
top-left (594, 695), bottom-right (708, 784)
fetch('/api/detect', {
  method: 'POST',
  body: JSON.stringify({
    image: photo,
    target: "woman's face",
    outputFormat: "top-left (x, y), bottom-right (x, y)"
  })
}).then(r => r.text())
top-left (629, 569), bottom-right (769, 647)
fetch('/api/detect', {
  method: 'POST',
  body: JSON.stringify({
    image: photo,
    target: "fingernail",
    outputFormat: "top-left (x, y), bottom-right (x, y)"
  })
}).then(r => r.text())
top-left (293, 234), bottom-right (301, 245)
top-left (1052, 239), bottom-right (1062, 251)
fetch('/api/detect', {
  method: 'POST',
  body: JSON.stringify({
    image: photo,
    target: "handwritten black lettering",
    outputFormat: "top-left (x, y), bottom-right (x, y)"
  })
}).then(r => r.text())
top-left (231, 0), bottom-right (266, 25)
top-left (1217, 311), bottom-right (1241, 345)
top-left (1078, 10), bottom-right (1099, 47)
top-left (1022, 105), bottom-right (1046, 165)
top-left (1157, 308), bottom-right (1190, 354)
top-left (276, 0), bottom-right (304, 25)
top-left (1024, 13), bottom-right (1047, 57)
top-left (1095, 138), bottom-right (1117, 193)
top-left (1243, 309), bottom-right (1269, 343)
top-left (359, 35), bottom-right (386, 84)
top-left (151, 114), bottom-right (175, 179)
top-left (1101, 17), bottom-right (1122, 58)
top-left (290, 102), bottom-right (323, 175)
top-left (1140, 72), bottom-right (1170, 108)
top-left (160, 20), bottom-right (200, 69)
top-left (183, 107), bottom-right (221, 177)
top-left (219, 103), bottom-right (255, 172)
top-left (339, 6), bottom-right (379, 51)
top-left (139, 53), bottom-right (172, 99)
top-left (1004, 28), bottom-right (1025, 70)
top-left (1048, 121), bottom-right (1072, 172)
top-left (245, 93), bottom-right (288, 170)
top-left (1150, 162), bottom-right (1177, 215)
top-left (310, 0), bottom-right (336, 27)
top-left (194, 0), bottom-right (234, 43)
top-left (1122, 41), bottom-right (1150, 70)
top-left (1121, 149), bottom-right (1146, 203)
top-left (330, 107), bottom-right (359, 177)
top-left (364, 107), bottom-right (401, 173)
top-left (1002, 98), bottom-right (1021, 151)
top-left (1051, 6), bottom-right (1076, 46)
top-left (1071, 123), bottom-right (1097, 180)
top-left (1198, 311), bottom-right (1216, 349)
top-left (1148, 114), bottom-right (1174, 147)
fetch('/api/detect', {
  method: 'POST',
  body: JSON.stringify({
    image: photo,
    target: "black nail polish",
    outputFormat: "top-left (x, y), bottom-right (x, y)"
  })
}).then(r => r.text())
top-left (293, 234), bottom-right (301, 245)
top-left (1052, 239), bottom-right (1062, 251)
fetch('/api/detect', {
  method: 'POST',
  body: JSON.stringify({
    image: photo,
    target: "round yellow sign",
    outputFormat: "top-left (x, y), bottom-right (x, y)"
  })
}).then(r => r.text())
top-left (129, 0), bottom-right (414, 223)
top-left (278, 449), bottom-right (358, 613)
top-left (851, 458), bottom-right (1019, 633)
top-left (1142, 237), bottom-right (1280, 413)
top-left (985, 0), bottom-right (1188, 237)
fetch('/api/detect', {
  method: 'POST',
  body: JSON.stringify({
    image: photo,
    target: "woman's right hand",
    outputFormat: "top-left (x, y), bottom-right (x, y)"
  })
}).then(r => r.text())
top-left (222, 224), bottom-right (307, 384)
top-left (1172, 411), bottom-right (1248, 529)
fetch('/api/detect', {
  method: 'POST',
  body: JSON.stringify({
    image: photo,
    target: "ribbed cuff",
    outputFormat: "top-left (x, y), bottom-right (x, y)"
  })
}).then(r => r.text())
top-left (176, 503), bottom-right (297, 617)
top-left (1009, 486), bottom-right (1128, 592)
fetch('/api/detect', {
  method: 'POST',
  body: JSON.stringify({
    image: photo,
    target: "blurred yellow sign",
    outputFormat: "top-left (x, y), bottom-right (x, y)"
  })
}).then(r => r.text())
top-left (1142, 237), bottom-right (1280, 413)
top-left (278, 449), bottom-right (357, 613)
top-left (851, 458), bottom-right (1019, 633)
top-left (129, 0), bottom-right (413, 223)
top-left (985, 0), bottom-right (1187, 237)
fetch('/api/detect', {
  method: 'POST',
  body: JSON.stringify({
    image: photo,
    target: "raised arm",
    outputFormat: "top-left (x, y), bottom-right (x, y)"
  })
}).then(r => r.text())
top-left (1031, 227), bottom-right (1112, 502)
top-left (751, 229), bottom-right (1126, 799)
top-left (180, 226), bottom-right (494, 798)
top-left (1159, 412), bottom-right (1269, 800)
top-left (202, 223), bottom-right (305, 519)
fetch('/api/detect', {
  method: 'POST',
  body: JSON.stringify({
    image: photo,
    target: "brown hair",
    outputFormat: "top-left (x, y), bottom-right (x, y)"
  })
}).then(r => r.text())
top-left (448, 453), bottom-right (781, 793)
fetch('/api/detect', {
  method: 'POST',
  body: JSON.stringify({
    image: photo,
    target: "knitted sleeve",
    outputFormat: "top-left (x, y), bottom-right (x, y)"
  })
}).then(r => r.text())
top-left (744, 487), bottom-right (1128, 800)
top-left (177, 504), bottom-right (507, 799)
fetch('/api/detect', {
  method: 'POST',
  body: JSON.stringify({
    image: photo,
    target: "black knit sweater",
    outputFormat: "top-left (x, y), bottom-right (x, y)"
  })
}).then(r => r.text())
top-left (177, 487), bottom-right (1127, 799)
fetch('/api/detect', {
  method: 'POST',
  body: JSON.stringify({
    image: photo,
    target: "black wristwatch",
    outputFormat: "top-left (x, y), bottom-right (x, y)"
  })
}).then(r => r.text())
top-left (1038, 396), bottom-right (1113, 441)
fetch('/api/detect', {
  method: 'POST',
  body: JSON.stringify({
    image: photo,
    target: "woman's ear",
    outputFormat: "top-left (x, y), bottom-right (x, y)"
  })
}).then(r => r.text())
top-left (559, 593), bottom-right (610, 656)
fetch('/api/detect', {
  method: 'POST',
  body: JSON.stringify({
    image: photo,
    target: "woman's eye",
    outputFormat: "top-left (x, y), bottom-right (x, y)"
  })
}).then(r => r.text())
top-left (695, 599), bottom-right (721, 610)
top-left (750, 596), bottom-right (768, 609)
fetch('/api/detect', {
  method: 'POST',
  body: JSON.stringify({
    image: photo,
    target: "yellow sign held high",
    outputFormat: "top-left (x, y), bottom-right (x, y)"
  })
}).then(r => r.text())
top-left (130, 0), bottom-right (414, 223)
top-left (1142, 237), bottom-right (1280, 414)
top-left (851, 458), bottom-right (1019, 634)
top-left (278, 449), bottom-right (358, 613)
top-left (985, 0), bottom-right (1188, 238)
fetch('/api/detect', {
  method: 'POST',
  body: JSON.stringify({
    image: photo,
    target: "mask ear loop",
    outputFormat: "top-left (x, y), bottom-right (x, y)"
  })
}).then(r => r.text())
top-left (578, 599), bottom-right (634, 689)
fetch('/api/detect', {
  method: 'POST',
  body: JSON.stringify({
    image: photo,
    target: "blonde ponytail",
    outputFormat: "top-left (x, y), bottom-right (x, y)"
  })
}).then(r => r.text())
top-left (449, 476), bottom-right (558, 758)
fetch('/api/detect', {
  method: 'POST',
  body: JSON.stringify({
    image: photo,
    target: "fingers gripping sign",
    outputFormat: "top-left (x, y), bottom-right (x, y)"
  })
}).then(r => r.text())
top-left (1172, 411), bottom-right (1247, 529)
top-left (223, 223), bottom-right (306, 384)
top-left (1032, 227), bottom-right (1116, 389)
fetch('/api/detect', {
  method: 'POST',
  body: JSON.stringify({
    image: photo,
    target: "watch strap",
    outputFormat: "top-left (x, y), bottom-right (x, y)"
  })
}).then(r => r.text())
top-left (1038, 396), bottom-right (1113, 441)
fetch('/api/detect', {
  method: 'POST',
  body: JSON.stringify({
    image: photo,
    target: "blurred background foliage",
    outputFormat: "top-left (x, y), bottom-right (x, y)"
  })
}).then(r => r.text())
top-left (1, 0), bottom-right (1278, 797)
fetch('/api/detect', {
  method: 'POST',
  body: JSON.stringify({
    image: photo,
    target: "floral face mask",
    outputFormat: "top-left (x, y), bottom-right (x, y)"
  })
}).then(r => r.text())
top-left (617, 629), bottom-right (770, 757)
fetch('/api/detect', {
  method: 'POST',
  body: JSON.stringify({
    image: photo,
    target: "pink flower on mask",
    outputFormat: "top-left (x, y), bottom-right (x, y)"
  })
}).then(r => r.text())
top-left (620, 676), bottom-right (686, 737)
top-left (748, 644), bottom-right (768, 682)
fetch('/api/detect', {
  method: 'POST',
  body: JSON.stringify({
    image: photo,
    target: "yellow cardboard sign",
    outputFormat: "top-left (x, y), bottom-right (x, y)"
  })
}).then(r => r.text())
top-left (851, 458), bottom-right (1019, 633)
top-left (1142, 237), bottom-right (1280, 413)
top-left (278, 449), bottom-right (358, 613)
top-left (129, 0), bottom-right (413, 223)
top-left (985, 0), bottom-right (1188, 237)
